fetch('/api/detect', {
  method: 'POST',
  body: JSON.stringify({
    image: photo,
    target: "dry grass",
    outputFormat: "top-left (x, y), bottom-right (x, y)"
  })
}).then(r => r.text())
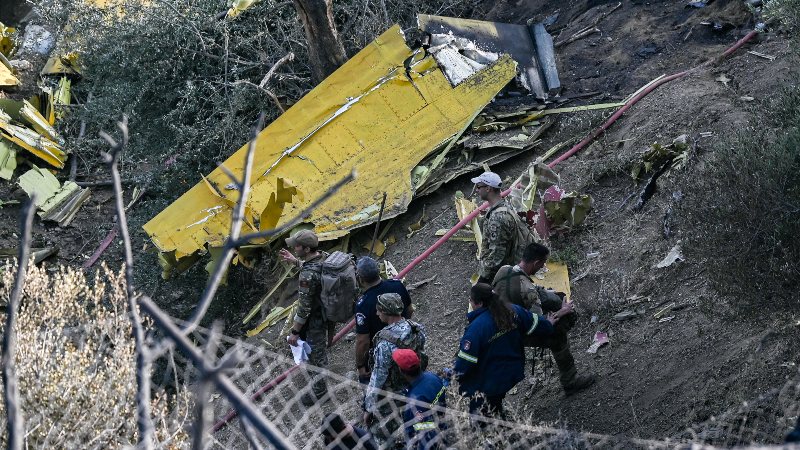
top-left (0, 262), bottom-right (191, 449)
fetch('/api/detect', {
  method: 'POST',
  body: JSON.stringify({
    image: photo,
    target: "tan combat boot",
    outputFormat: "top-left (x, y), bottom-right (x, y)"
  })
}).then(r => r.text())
top-left (552, 347), bottom-right (596, 396)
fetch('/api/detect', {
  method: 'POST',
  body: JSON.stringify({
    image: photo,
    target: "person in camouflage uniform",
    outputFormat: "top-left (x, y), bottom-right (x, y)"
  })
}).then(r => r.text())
top-left (363, 293), bottom-right (426, 445)
top-left (492, 242), bottom-right (595, 395)
top-left (281, 229), bottom-right (330, 404)
top-left (472, 172), bottom-right (518, 284)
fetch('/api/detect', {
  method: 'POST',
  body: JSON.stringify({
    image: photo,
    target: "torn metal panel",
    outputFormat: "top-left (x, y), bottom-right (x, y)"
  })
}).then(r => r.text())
top-left (144, 25), bottom-right (517, 273)
top-left (0, 138), bottom-right (17, 180)
top-left (530, 23), bottom-right (560, 95)
top-left (418, 14), bottom-right (559, 99)
top-left (532, 261), bottom-right (571, 300)
top-left (18, 166), bottom-right (90, 226)
top-left (0, 104), bottom-right (67, 168)
top-left (0, 54), bottom-right (18, 87)
top-left (41, 52), bottom-right (82, 76)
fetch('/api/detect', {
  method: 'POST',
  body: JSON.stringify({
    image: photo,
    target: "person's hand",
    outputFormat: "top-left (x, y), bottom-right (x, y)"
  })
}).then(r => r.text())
top-left (557, 301), bottom-right (575, 319)
top-left (287, 333), bottom-right (299, 347)
top-left (545, 312), bottom-right (559, 326)
top-left (279, 248), bottom-right (298, 266)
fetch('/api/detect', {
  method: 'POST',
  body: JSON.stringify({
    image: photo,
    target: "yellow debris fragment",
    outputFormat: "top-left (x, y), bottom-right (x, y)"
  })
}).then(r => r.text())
top-left (144, 25), bottom-right (517, 273)
top-left (18, 165), bottom-right (91, 226)
top-left (41, 52), bottom-right (82, 76)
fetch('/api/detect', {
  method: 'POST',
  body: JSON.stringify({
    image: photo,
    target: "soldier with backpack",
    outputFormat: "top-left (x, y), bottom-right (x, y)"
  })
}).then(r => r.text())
top-left (282, 229), bottom-right (359, 405)
top-left (363, 293), bottom-right (427, 444)
top-left (472, 171), bottom-right (538, 284)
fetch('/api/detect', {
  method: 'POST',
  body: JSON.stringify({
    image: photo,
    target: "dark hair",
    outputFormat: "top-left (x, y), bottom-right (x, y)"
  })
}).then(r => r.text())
top-left (322, 413), bottom-right (358, 446)
top-left (522, 243), bottom-right (550, 263)
top-left (470, 283), bottom-right (515, 332)
top-left (400, 365), bottom-right (422, 377)
top-left (356, 257), bottom-right (381, 283)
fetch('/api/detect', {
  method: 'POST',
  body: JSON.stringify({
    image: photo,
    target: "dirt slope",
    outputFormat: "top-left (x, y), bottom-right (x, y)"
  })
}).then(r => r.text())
top-left (320, 0), bottom-right (800, 440)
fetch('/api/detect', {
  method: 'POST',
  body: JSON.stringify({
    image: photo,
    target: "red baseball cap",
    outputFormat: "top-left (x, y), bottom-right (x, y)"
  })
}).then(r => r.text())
top-left (392, 349), bottom-right (420, 373)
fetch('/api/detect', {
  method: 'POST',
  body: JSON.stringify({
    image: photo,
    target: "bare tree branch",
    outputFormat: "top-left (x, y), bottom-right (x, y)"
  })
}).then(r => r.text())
top-left (2, 197), bottom-right (36, 450)
top-left (259, 53), bottom-right (295, 89)
top-left (191, 321), bottom-right (222, 450)
top-left (99, 116), bottom-right (155, 450)
top-left (183, 112), bottom-right (266, 334)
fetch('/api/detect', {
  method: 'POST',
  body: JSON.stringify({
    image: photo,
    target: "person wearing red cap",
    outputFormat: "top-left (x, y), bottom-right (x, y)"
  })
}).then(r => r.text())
top-left (392, 349), bottom-right (447, 449)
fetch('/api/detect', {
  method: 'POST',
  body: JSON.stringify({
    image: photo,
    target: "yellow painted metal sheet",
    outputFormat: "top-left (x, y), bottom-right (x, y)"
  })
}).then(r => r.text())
top-left (532, 261), bottom-right (571, 301)
top-left (144, 25), bottom-right (516, 266)
top-left (0, 60), bottom-right (18, 87)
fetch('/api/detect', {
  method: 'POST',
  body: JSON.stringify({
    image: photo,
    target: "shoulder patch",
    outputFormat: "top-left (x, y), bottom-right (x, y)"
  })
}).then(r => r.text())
top-left (356, 313), bottom-right (366, 326)
top-left (463, 340), bottom-right (471, 351)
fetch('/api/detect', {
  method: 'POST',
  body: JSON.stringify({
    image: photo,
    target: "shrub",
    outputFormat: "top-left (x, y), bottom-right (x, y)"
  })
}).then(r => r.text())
top-left (0, 263), bottom-right (191, 448)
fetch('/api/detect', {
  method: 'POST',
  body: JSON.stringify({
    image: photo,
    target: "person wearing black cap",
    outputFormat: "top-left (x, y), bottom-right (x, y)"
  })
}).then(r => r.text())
top-left (354, 256), bottom-right (414, 384)
top-left (393, 348), bottom-right (447, 449)
top-left (280, 229), bottom-right (330, 405)
top-left (453, 283), bottom-right (572, 419)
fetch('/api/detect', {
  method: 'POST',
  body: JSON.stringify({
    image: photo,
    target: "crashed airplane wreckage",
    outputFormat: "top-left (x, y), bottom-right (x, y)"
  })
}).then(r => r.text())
top-left (145, 18), bottom-right (569, 277)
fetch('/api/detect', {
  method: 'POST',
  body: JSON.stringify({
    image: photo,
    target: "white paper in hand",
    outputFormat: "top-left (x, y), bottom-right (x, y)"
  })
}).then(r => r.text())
top-left (287, 337), bottom-right (312, 365)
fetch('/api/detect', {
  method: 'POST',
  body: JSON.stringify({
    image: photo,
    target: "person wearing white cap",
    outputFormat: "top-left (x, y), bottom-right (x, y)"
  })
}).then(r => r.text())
top-left (471, 171), bottom-right (517, 283)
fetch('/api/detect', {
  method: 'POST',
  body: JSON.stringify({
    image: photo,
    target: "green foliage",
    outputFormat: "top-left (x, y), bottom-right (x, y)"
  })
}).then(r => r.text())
top-left (764, 0), bottom-right (800, 33)
top-left (687, 84), bottom-right (800, 309)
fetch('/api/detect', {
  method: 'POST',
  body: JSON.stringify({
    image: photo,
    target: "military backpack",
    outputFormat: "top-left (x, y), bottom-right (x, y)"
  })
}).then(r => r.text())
top-left (486, 204), bottom-right (540, 265)
top-left (371, 321), bottom-right (428, 390)
top-left (317, 251), bottom-right (358, 323)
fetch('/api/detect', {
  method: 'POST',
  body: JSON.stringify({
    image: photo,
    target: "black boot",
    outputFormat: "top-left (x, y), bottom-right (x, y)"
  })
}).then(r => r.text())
top-left (552, 347), bottom-right (596, 396)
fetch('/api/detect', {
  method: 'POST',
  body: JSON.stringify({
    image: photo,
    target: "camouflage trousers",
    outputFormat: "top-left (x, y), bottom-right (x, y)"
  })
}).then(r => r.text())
top-left (301, 314), bottom-right (329, 398)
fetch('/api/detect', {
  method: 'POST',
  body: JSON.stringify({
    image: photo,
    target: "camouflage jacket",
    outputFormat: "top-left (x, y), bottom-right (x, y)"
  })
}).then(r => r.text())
top-left (478, 199), bottom-right (518, 281)
top-left (292, 252), bottom-right (328, 325)
top-left (493, 264), bottom-right (564, 315)
top-left (364, 319), bottom-right (426, 413)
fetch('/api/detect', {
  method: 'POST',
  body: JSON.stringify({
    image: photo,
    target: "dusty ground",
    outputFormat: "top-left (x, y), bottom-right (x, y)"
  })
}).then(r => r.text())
top-left (1, 0), bottom-right (799, 443)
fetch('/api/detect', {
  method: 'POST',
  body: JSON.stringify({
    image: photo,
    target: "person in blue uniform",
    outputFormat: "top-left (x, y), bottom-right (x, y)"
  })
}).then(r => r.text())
top-left (453, 283), bottom-right (573, 419)
top-left (393, 349), bottom-right (447, 449)
top-left (353, 256), bottom-right (414, 384)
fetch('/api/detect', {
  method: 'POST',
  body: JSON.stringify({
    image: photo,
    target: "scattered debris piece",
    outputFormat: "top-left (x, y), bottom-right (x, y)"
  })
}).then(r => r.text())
top-left (144, 25), bottom-right (517, 276)
top-left (747, 50), bottom-right (776, 61)
top-left (587, 331), bottom-right (609, 354)
top-left (0, 246), bottom-right (58, 264)
top-left (636, 43), bottom-right (659, 58)
top-left (243, 263), bottom-right (297, 324)
top-left (543, 191), bottom-right (593, 231)
top-left (83, 227), bottom-right (118, 269)
top-left (659, 315), bottom-right (676, 323)
top-left (656, 244), bottom-right (684, 268)
top-left (715, 74), bottom-right (731, 87)
top-left (0, 105), bottom-right (68, 169)
top-left (653, 302), bottom-right (676, 319)
top-left (454, 191), bottom-right (482, 257)
top-left (18, 165), bottom-right (90, 226)
top-left (613, 310), bottom-right (640, 321)
top-left (699, 131), bottom-right (713, 138)
top-left (418, 14), bottom-right (560, 99)
top-left (407, 275), bottom-right (437, 292)
top-left (247, 302), bottom-right (295, 337)
top-left (739, 96), bottom-right (755, 102)
top-left (0, 138), bottom-right (17, 180)
top-left (407, 206), bottom-right (428, 239)
top-left (630, 135), bottom-right (689, 210)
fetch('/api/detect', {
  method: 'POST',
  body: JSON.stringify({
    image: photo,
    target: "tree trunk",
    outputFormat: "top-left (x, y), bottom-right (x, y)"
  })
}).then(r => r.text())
top-left (292, 0), bottom-right (347, 85)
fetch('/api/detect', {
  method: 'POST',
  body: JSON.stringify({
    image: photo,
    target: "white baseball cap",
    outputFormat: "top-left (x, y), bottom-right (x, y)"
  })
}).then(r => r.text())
top-left (470, 171), bottom-right (502, 188)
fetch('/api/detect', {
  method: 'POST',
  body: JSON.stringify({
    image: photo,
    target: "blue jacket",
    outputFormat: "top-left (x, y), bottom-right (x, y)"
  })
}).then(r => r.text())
top-left (403, 372), bottom-right (447, 449)
top-left (454, 304), bottom-right (553, 397)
